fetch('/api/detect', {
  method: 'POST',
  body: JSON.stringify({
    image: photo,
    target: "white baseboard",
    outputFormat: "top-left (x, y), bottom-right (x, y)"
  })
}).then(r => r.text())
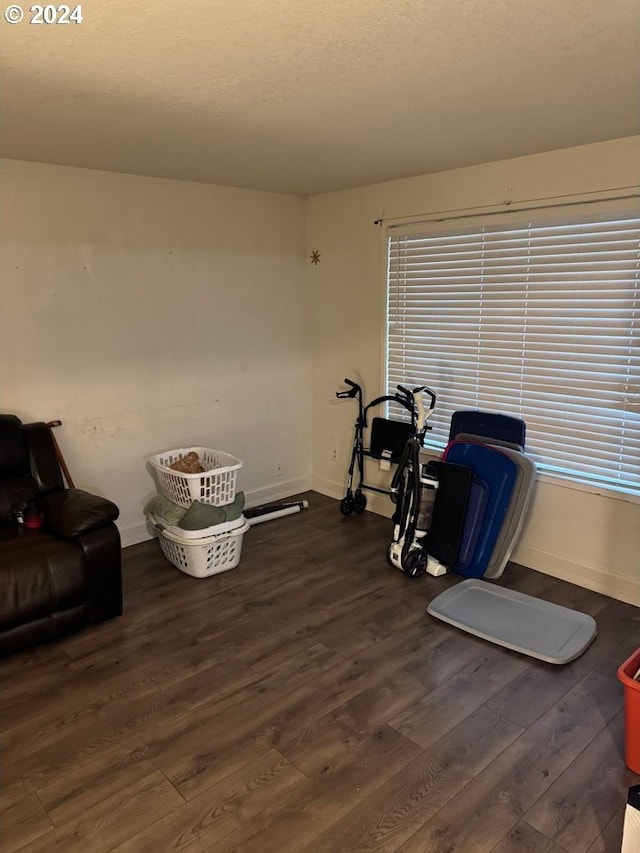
top-left (513, 541), bottom-right (640, 606)
top-left (119, 520), bottom-right (155, 549)
top-left (244, 476), bottom-right (312, 508)
top-left (311, 474), bottom-right (395, 518)
top-left (118, 476), bottom-right (312, 549)
top-left (312, 475), bottom-right (639, 607)
top-left (310, 475), bottom-right (345, 502)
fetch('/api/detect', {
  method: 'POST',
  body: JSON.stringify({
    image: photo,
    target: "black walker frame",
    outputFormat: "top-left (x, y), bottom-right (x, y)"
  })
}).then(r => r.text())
top-left (335, 378), bottom-right (435, 515)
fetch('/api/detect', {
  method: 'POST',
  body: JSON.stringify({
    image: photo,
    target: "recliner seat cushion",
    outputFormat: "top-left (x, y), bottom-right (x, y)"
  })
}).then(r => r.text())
top-left (0, 533), bottom-right (87, 632)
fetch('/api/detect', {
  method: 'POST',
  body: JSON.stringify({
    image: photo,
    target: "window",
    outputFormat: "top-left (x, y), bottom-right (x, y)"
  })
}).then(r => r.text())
top-left (386, 202), bottom-right (640, 496)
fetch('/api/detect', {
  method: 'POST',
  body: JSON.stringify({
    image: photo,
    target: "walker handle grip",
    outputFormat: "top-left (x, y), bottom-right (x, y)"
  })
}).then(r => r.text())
top-left (393, 393), bottom-right (414, 412)
top-left (408, 385), bottom-right (436, 411)
top-left (415, 392), bottom-right (425, 433)
top-left (421, 387), bottom-right (437, 412)
top-left (336, 378), bottom-right (361, 399)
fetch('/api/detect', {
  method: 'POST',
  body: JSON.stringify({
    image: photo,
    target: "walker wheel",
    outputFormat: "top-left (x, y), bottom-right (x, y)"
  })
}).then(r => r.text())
top-left (340, 495), bottom-right (355, 516)
top-left (353, 492), bottom-right (367, 513)
top-left (402, 549), bottom-right (427, 578)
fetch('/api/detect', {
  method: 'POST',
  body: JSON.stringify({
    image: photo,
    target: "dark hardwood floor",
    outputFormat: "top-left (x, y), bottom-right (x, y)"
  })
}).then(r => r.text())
top-left (1, 492), bottom-right (639, 852)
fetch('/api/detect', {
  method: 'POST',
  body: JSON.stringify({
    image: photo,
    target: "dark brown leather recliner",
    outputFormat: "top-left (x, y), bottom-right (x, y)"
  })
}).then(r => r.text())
top-left (0, 414), bottom-right (122, 657)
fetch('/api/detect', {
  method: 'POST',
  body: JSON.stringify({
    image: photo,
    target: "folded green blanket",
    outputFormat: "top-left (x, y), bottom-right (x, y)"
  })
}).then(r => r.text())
top-left (144, 494), bottom-right (186, 525)
top-left (223, 490), bottom-right (246, 521)
top-left (177, 491), bottom-right (246, 530)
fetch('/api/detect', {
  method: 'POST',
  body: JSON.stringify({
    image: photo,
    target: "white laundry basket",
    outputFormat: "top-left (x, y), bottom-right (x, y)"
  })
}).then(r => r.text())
top-left (157, 519), bottom-right (249, 578)
top-left (150, 447), bottom-right (242, 508)
top-left (147, 512), bottom-right (245, 541)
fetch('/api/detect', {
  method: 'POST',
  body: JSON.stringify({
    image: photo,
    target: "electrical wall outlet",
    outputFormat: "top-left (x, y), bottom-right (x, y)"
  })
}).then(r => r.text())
top-left (275, 461), bottom-right (283, 478)
top-left (331, 447), bottom-right (339, 463)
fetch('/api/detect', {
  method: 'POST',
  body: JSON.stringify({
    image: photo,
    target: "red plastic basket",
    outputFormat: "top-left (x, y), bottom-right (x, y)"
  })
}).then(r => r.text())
top-left (618, 646), bottom-right (640, 775)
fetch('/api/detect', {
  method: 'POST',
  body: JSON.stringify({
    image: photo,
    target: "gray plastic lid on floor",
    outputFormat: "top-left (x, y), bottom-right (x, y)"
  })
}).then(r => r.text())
top-left (427, 579), bottom-right (598, 664)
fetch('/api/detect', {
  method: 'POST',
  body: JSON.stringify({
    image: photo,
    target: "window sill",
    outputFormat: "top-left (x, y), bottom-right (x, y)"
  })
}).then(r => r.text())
top-left (534, 471), bottom-right (640, 506)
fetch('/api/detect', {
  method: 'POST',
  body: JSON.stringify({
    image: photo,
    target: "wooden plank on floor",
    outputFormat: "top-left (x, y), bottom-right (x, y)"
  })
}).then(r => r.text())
top-left (109, 750), bottom-right (304, 853)
top-left (17, 771), bottom-right (183, 853)
top-left (525, 710), bottom-right (633, 852)
top-left (276, 666), bottom-right (428, 776)
top-left (159, 635), bottom-right (417, 800)
top-left (35, 644), bottom-right (340, 818)
top-left (37, 758), bottom-right (168, 829)
top-left (486, 596), bottom-right (640, 729)
top-left (1, 494), bottom-right (635, 853)
top-left (585, 806), bottom-right (626, 853)
top-left (389, 645), bottom-right (528, 750)
top-left (263, 627), bottom-right (482, 771)
top-left (0, 793), bottom-right (54, 853)
top-left (396, 670), bottom-right (624, 853)
top-left (66, 567), bottom-right (343, 674)
top-left (7, 654), bottom-right (256, 802)
top-left (274, 628), bottom-right (520, 779)
top-left (309, 589), bottom-right (426, 657)
top-left (199, 726), bottom-right (423, 853)
top-left (486, 657), bottom-right (594, 730)
top-left (1, 654), bottom-right (77, 712)
top-left (296, 705), bottom-right (524, 853)
top-left (490, 820), bottom-right (567, 853)
top-left (533, 576), bottom-right (611, 618)
top-left (2, 666), bottom-right (159, 750)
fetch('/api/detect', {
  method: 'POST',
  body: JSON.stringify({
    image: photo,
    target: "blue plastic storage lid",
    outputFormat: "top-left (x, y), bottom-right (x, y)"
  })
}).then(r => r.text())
top-left (449, 411), bottom-right (526, 448)
top-left (443, 441), bottom-right (518, 578)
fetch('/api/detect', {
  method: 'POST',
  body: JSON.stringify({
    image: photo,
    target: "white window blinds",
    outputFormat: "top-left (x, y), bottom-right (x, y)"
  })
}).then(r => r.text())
top-left (386, 205), bottom-right (640, 496)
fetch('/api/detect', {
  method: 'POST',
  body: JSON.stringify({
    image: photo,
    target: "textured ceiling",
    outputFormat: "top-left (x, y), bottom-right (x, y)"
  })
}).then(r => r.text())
top-left (1, 0), bottom-right (638, 195)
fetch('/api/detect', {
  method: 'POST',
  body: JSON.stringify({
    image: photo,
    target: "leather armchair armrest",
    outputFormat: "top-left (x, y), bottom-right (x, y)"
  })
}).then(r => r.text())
top-left (39, 489), bottom-right (119, 539)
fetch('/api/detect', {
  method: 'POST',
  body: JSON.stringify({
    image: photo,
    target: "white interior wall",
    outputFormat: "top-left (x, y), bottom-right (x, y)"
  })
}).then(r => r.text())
top-left (2, 141), bottom-right (638, 605)
top-left (0, 159), bottom-right (310, 545)
top-left (306, 136), bottom-right (640, 605)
